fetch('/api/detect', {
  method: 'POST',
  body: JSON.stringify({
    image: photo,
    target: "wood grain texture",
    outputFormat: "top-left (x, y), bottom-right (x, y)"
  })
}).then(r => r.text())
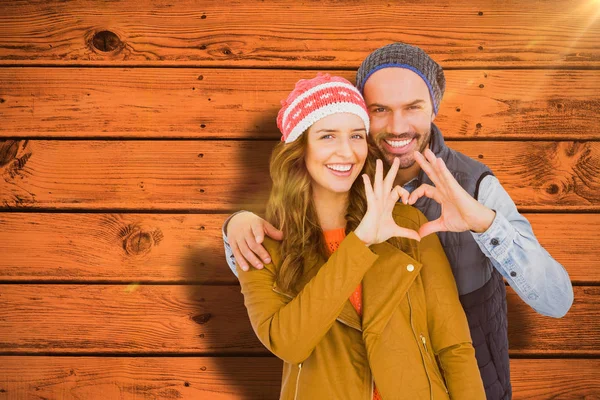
top-left (0, 285), bottom-right (596, 355)
top-left (0, 0), bottom-right (599, 68)
top-left (1, 140), bottom-right (599, 211)
top-left (0, 213), bottom-right (597, 284)
top-left (0, 213), bottom-right (230, 283)
top-left (0, 356), bottom-right (283, 400)
top-left (1, 68), bottom-right (598, 140)
top-left (0, 357), bottom-right (598, 399)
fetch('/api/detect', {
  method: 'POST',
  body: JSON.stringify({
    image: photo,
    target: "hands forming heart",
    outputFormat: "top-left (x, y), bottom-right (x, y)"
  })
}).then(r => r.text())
top-left (354, 157), bottom-right (421, 246)
top-left (408, 149), bottom-right (496, 238)
top-left (354, 149), bottom-right (496, 245)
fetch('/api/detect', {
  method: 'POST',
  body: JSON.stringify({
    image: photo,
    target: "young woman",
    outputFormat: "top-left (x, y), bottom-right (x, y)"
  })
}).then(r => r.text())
top-left (236, 74), bottom-right (485, 399)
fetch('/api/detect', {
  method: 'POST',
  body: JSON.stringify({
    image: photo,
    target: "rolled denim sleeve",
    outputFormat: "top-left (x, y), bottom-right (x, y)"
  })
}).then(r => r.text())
top-left (223, 211), bottom-right (247, 278)
top-left (471, 175), bottom-right (574, 318)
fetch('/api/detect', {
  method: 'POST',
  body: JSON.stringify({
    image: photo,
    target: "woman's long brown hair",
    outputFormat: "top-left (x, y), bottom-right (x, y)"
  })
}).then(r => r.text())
top-left (266, 131), bottom-right (398, 294)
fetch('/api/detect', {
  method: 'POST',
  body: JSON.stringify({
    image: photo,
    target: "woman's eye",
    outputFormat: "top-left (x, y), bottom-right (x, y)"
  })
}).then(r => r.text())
top-left (321, 134), bottom-right (333, 139)
top-left (352, 134), bottom-right (365, 139)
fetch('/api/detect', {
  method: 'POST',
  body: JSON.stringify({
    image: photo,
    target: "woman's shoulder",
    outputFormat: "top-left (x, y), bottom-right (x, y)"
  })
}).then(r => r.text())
top-left (392, 202), bottom-right (427, 229)
top-left (262, 236), bottom-right (283, 268)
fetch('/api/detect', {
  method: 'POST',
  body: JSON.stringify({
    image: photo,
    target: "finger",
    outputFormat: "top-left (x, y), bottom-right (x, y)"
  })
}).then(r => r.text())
top-left (264, 221), bottom-right (284, 241)
top-left (374, 159), bottom-right (384, 199)
top-left (231, 242), bottom-right (250, 272)
top-left (363, 174), bottom-right (375, 204)
top-left (237, 237), bottom-right (265, 269)
top-left (436, 157), bottom-right (464, 194)
top-left (251, 223), bottom-right (265, 244)
top-left (387, 185), bottom-right (407, 209)
top-left (247, 232), bottom-right (273, 265)
top-left (388, 184), bottom-right (401, 206)
top-left (393, 225), bottom-right (421, 242)
top-left (424, 149), bottom-right (450, 192)
top-left (414, 150), bottom-right (442, 189)
top-left (408, 183), bottom-right (444, 205)
top-left (396, 185), bottom-right (410, 205)
top-left (418, 218), bottom-right (447, 238)
top-left (383, 157), bottom-right (400, 194)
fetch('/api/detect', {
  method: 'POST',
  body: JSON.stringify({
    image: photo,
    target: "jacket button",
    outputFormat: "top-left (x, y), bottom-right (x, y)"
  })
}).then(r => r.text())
top-left (491, 238), bottom-right (499, 246)
top-left (510, 271), bottom-right (517, 277)
top-left (407, 264), bottom-right (415, 272)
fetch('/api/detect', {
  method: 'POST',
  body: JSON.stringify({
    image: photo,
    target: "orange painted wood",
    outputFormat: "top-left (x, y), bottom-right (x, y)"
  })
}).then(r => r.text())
top-left (0, 213), bottom-right (597, 284)
top-left (1, 140), bottom-right (599, 211)
top-left (0, 0), bottom-right (599, 68)
top-left (0, 285), bottom-right (596, 355)
top-left (0, 357), bottom-right (598, 399)
top-left (0, 68), bottom-right (598, 140)
top-left (0, 213), bottom-right (231, 283)
top-left (0, 356), bottom-right (283, 400)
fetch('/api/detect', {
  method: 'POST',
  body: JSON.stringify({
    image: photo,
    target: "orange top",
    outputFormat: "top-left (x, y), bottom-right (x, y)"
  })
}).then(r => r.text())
top-left (323, 228), bottom-right (382, 400)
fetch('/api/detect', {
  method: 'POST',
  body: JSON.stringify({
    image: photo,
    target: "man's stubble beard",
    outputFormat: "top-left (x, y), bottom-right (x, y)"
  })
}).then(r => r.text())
top-left (374, 126), bottom-right (432, 170)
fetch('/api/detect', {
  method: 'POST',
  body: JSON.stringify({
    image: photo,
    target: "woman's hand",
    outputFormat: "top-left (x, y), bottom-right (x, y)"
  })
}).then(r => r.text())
top-left (354, 158), bottom-right (421, 246)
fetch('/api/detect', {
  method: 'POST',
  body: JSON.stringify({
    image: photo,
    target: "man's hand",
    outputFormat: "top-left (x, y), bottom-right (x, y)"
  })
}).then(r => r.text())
top-left (226, 212), bottom-right (284, 271)
top-left (408, 149), bottom-right (496, 238)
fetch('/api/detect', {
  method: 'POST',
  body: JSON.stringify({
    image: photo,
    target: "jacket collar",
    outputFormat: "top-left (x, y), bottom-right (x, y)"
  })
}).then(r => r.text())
top-left (273, 240), bottom-right (422, 333)
top-left (361, 241), bottom-right (422, 334)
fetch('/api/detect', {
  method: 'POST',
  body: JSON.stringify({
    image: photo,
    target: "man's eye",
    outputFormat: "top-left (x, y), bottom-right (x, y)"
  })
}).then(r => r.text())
top-left (372, 107), bottom-right (386, 113)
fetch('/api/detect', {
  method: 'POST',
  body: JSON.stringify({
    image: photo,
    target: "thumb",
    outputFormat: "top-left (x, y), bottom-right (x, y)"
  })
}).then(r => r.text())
top-left (418, 219), bottom-right (447, 238)
top-left (264, 221), bottom-right (284, 241)
top-left (392, 225), bottom-right (421, 242)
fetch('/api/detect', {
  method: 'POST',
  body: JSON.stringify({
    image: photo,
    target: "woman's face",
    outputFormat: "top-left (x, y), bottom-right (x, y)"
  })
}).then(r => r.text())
top-left (305, 112), bottom-right (368, 197)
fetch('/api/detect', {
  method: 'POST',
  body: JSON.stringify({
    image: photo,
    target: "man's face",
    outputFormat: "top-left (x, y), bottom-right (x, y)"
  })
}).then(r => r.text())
top-left (362, 68), bottom-right (435, 169)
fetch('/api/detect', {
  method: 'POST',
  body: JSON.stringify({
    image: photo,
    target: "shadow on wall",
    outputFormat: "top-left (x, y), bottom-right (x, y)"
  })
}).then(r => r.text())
top-left (183, 244), bottom-right (283, 399)
top-left (185, 105), bottom-right (283, 398)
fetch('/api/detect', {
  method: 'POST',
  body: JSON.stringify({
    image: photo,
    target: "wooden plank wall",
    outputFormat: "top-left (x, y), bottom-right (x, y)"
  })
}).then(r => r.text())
top-left (0, 0), bottom-right (599, 398)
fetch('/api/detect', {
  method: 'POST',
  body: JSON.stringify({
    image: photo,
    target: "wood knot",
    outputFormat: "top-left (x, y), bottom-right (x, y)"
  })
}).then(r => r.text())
top-left (0, 140), bottom-right (19, 168)
top-left (546, 184), bottom-right (559, 195)
top-left (192, 313), bottom-right (211, 324)
top-left (119, 224), bottom-right (164, 256)
top-left (92, 30), bottom-right (122, 53)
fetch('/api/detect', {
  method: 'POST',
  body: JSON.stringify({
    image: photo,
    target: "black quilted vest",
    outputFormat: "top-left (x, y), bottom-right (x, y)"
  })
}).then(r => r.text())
top-left (411, 124), bottom-right (511, 399)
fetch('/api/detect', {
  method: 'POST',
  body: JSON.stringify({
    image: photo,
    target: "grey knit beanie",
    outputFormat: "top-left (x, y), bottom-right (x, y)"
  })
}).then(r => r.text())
top-left (356, 43), bottom-right (445, 114)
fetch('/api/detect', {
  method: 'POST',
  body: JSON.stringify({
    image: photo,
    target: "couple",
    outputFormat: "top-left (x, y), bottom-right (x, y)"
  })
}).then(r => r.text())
top-left (224, 43), bottom-right (574, 399)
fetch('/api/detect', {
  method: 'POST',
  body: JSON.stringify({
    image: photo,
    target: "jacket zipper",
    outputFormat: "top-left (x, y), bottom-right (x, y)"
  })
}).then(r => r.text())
top-left (273, 286), bottom-right (366, 397)
top-left (420, 334), bottom-right (449, 394)
top-left (294, 363), bottom-right (303, 400)
top-left (407, 293), bottom-right (433, 400)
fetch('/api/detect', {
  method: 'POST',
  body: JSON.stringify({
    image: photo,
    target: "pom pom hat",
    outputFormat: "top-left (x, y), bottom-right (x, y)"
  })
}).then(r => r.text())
top-left (277, 74), bottom-right (370, 143)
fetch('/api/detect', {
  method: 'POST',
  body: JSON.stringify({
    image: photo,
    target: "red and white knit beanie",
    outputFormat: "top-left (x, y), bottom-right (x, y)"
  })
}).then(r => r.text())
top-left (277, 74), bottom-right (370, 143)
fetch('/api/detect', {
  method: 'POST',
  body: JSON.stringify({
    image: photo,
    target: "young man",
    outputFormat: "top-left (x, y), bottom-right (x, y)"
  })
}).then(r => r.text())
top-left (223, 43), bottom-right (573, 399)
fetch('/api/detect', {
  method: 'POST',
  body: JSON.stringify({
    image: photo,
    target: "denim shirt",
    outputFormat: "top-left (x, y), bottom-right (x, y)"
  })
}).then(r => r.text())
top-left (223, 174), bottom-right (574, 318)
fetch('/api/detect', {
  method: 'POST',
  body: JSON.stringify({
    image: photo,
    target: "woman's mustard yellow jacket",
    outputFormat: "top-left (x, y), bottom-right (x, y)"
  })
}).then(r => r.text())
top-left (237, 204), bottom-right (486, 399)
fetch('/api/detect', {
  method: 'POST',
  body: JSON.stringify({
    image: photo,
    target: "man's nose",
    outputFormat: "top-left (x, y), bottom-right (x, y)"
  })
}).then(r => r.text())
top-left (389, 111), bottom-right (410, 135)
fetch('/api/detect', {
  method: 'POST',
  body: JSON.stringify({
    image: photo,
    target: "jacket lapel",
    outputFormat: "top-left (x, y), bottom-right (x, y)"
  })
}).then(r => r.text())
top-left (362, 241), bottom-right (422, 334)
top-left (272, 253), bottom-right (364, 332)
